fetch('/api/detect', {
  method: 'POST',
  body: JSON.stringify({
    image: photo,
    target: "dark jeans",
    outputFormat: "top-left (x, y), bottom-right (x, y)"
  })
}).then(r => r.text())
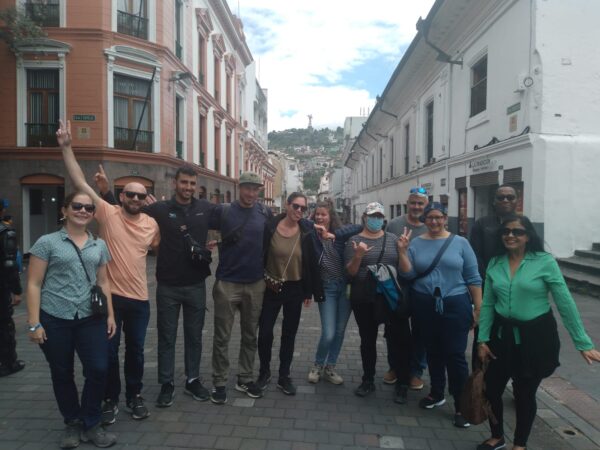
top-left (39, 310), bottom-right (109, 431)
top-left (156, 282), bottom-right (206, 384)
top-left (412, 290), bottom-right (472, 410)
top-left (105, 295), bottom-right (150, 403)
top-left (386, 315), bottom-right (427, 378)
top-left (0, 287), bottom-right (17, 366)
top-left (353, 301), bottom-right (412, 384)
top-left (258, 281), bottom-right (304, 379)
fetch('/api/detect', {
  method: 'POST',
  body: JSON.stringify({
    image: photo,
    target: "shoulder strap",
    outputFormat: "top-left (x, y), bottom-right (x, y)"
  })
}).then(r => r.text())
top-left (376, 232), bottom-right (387, 265)
top-left (414, 233), bottom-right (456, 280)
top-left (66, 238), bottom-right (92, 285)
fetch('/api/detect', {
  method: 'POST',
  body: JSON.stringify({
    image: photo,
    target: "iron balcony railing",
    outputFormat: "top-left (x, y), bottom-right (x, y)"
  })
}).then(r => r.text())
top-left (26, 123), bottom-right (58, 147)
top-left (114, 127), bottom-right (153, 152)
top-left (25, 2), bottom-right (60, 27)
top-left (117, 10), bottom-right (148, 40)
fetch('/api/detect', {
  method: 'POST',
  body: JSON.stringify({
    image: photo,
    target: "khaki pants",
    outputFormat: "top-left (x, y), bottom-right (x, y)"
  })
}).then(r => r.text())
top-left (212, 279), bottom-right (265, 386)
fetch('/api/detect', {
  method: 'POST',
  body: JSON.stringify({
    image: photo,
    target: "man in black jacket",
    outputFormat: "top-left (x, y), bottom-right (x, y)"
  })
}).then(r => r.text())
top-left (97, 165), bottom-right (215, 407)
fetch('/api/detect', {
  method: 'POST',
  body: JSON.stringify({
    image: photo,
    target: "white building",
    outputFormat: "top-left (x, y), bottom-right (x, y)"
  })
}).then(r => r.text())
top-left (344, 0), bottom-right (600, 257)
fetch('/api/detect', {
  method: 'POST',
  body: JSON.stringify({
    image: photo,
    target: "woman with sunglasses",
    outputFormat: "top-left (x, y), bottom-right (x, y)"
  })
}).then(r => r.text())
top-left (397, 202), bottom-right (481, 428)
top-left (257, 192), bottom-right (323, 396)
top-left (26, 192), bottom-right (117, 448)
top-left (477, 215), bottom-right (600, 450)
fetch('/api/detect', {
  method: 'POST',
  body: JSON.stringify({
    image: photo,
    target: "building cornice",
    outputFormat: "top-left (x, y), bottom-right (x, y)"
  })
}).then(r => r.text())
top-left (207, 0), bottom-right (253, 66)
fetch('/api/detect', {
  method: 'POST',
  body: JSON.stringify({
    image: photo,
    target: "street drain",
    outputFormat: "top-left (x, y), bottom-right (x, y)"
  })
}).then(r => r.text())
top-left (562, 428), bottom-right (579, 437)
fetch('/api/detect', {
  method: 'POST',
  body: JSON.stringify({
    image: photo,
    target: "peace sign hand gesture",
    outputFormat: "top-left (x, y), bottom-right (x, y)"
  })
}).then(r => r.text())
top-left (396, 227), bottom-right (412, 252)
top-left (56, 119), bottom-right (72, 148)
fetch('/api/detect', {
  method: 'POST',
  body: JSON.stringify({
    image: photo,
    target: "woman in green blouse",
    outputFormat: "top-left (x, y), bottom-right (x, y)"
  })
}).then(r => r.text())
top-left (477, 215), bottom-right (600, 450)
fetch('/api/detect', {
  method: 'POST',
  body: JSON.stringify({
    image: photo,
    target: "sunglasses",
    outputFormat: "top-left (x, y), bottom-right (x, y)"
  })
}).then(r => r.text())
top-left (291, 203), bottom-right (308, 212)
top-left (123, 191), bottom-right (148, 201)
top-left (496, 194), bottom-right (516, 202)
top-left (501, 227), bottom-right (527, 237)
top-left (71, 202), bottom-right (96, 213)
top-left (410, 187), bottom-right (427, 195)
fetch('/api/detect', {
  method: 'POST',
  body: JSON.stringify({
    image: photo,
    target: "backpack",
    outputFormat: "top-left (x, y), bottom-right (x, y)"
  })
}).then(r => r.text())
top-left (0, 222), bottom-right (18, 271)
top-left (367, 263), bottom-right (411, 319)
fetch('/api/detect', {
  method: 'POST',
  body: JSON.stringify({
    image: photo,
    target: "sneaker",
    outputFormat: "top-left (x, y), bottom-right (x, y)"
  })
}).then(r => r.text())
top-left (307, 364), bottom-right (322, 384)
top-left (80, 423), bottom-right (117, 448)
top-left (156, 382), bottom-right (175, 408)
top-left (235, 381), bottom-right (263, 399)
top-left (409, 376), bottom-right (424, 390)
top-left (277, 377), bottom-right (297, 395)
top-left (100, 399), bottom-right (118, 425)
top-left (419, 395), bottom-right (446, 409)
top-left (394, 385), bottom-right (408, 404)
top-left (0, 360), bottom-right (25, 377)
top-left (256, 371), bottom-right (272, 391)
top-left (476, 438), bottom-right (506, 450)
top-left (185, 379), bottom-right (210, 401)
top-left (453, 413), bottom-right (471, 428)
top-left (382, 369), bottom-right (397, 385)
top-left (59, 420), bottom-right (81, 449)
top-left (210, 386), bottom-right (227, 405)
top-left (322, 366), bottom-right (343, 385)
top-left (354, 381), bottom-right (376, 397)
top-left (126, 396), bottom-right (150, 420)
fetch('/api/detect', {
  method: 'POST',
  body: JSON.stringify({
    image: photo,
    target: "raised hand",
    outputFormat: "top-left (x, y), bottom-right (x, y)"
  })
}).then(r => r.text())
top-left (396, 227), bottom-right (412, 252)
top-left (94, 164), bottom-right (110, 194)
top-left (581, 349), bottom-right (600, 364)
top-left (56, 119), bottom-right (72, 148)
top-left (145, 193), bottom-right (157, 206)
top-left (352, 240), bottom-right (372, 256)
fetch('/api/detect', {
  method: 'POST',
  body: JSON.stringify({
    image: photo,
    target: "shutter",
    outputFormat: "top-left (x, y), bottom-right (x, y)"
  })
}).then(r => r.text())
top-left (503, 167), bottom-right (522, 183)
top-left (470, 171), bottom-right (498, 187)
top-left (455, 176), bottom-right (466, 189)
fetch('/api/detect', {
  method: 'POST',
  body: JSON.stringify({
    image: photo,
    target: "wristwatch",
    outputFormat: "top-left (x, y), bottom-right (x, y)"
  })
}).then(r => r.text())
top-left (28, 323), bottom-right (42, 332)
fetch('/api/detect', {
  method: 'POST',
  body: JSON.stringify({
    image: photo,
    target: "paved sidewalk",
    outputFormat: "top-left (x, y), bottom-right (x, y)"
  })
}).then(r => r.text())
top-left (1, 256), bottom-right (599, 450)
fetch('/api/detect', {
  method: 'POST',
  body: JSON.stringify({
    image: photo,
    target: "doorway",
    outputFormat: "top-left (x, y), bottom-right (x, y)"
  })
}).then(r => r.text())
top-left (22, 184), bottom-right (64, 252)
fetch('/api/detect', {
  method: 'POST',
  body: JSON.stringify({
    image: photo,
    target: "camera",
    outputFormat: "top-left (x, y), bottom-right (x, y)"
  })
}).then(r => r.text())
top-left (183, 233), bottom-right (212, 267)
top-left (221, 227), bottom-right (243, 247)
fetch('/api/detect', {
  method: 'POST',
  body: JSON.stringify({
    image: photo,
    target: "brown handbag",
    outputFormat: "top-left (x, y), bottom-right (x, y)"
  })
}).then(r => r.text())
top-left (459, 360), bottom-right (496, 425)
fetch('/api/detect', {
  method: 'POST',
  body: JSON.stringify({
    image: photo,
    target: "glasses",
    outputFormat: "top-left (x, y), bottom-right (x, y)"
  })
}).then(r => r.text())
top-left (71, 202), bottom-right (96, 213)
top-left (425, 215), bottom-right (445, 222)
top-left (123, 191), bottom-right (148, 201)
top-left (501, 227), bottom-right (527, 237)
top-left (496, 194), bottom-right (516, 202)
top-left (410, 187), bottom-right (427, 195)
top-left (291, 203), bottom-right (308, 212)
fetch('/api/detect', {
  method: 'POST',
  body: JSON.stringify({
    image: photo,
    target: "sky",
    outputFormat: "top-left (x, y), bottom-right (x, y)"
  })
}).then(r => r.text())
top-left (237, 0), bottom-right (436, 131)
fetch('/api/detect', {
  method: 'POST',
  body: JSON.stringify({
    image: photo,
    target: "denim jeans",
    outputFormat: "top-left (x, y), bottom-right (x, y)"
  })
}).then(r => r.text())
top-left (105, 295), bottom-right (150, 403)
top-left (314, 278), bottom-right (351, 366)
top-left (39, 310), bottom-right (109, 430)
top-left (156, 282), bottom-right (206, 384)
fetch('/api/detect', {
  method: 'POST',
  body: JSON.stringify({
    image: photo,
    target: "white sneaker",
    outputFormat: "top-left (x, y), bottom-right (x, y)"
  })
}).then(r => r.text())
top-left (322, 365), bottom-right (343, 385)
top-left (307, 364), bottom-right (322, 383)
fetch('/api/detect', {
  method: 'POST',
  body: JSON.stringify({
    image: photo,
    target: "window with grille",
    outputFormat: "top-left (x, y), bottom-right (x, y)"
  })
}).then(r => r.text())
top-left (117, 0), bottom-right (148, 39)
top-left (426, 101), bottom-right (434, 162)
top-left (27, 69), bottom-right (59, 146)
top-left (470, 55), bottom-right (487, 117)
top-left (113, 74), bottom-right (153, 151)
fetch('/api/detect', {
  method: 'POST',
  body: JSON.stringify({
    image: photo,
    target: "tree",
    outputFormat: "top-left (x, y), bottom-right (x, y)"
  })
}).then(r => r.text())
top-left (0, 7), bottom-right (46, 53)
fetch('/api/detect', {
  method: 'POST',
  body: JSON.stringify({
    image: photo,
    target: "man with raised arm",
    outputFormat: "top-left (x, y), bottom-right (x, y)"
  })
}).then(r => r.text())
top-left (57, 120), bottom-right (160, 425)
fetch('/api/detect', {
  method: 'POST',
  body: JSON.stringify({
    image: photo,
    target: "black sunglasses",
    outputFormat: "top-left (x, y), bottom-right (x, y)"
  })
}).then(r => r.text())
top-left (496, 194), bottom-right (516, 202)
top-left (501, 227), bottom-right (527, 237)
top-left (123, 191), bottom-right (148, 200)
top-left (71, 202), bottom-right (96, 213)
top-left (291, 203), bottom-right (308, 212)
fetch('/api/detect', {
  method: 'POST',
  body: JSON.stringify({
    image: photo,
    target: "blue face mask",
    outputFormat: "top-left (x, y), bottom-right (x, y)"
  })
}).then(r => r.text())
top-left (366, 216), bottom-right (384, 232)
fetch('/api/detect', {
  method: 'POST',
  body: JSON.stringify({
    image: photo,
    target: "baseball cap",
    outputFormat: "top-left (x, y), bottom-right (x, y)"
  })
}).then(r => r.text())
top-left (238, 172), bottom-right (264, 186)
top-left (364, 202), bottom-right (385, 216)
top-left (420, 202), bottom-right (447, 222)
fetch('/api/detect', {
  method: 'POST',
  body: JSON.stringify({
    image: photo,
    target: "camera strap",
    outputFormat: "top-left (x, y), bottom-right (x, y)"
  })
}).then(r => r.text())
top-left (221, 202), bottom-right (253, 244)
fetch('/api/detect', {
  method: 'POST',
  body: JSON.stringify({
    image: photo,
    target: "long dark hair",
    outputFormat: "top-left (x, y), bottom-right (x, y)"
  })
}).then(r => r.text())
top-left (310, 201), bottom-right (342, 232)
top-left (495, 214), bottom-right (545, 255)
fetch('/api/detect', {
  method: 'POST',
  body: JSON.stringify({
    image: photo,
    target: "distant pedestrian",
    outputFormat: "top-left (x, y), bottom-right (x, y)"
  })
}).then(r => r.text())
top-left (26, 192), bottom-right (117, 449)
top-left (477, 215), bottom-right (600, 450)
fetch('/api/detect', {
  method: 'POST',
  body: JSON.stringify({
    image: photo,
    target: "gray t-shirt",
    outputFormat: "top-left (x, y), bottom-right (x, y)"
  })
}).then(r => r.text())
top-left (344, 232), bottom-right (399, 283)
top-left (386, 215), bottom-right (427, 240)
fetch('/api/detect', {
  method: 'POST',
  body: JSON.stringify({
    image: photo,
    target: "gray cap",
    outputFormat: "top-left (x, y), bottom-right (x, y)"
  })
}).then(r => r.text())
top-left (239, 172), bottom-right (264, 186)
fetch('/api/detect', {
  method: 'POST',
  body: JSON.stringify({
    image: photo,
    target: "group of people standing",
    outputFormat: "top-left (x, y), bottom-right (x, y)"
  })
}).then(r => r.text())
top-left (5, 120), bottom-right (599, 450)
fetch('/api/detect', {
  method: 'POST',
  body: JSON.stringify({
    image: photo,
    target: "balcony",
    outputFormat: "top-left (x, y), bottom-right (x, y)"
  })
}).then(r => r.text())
top-left (117, 10), bottom-right (148, 40)
top-left (25, 2), bottom-right (60, 27)
top-left (176, 140), bottom-right (183, 159)
top-left (175, 41), bottom-right (182, 59)
top-left (26, 123), bottom-right (58, 147)
top-left (114, 127), bottom-right (153, 152)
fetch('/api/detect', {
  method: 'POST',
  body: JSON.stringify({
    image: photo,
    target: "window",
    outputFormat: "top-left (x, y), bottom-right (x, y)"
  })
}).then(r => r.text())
top-left (371, 155), bottom-right (375, 187)
top-left (226, 132), bottom-right (231, 176)
top-left (117, 0), bottom-right (148, 39)
top-left (175, 0), bottom-right (183, 59)
top-left (379, 147), bottom-right (383, 183)
top-left (175, 96), bottom-right (183, 159)
top-left (199, 113), bottom-right (206, 167)
top-left (214, 57), bottom-right (221, 101)
top-left (426, 101), bottom-right (434, 163)
top-left (214, 126), bottom-right (220, 172)
top-left (198, 35), bottom-right (206, 86)
top-left (25, 0), bottom-right (60, 27)
top-left (226, 73), bottom-right (232, 113)
top-left (113, 74), bottom-right (153, 152)
top-left (389, 137), bottom-right (394, 179)
top-left (470, 55), bottom-right (487, 117)
top-left (26, 70), bottom-right (59, 147)
top-left (404, 123), bottom-right (410, 174)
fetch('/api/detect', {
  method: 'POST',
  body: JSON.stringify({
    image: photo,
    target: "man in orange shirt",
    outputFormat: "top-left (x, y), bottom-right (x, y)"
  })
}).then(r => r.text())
top-left (58, 121), bottom-right (160, 425)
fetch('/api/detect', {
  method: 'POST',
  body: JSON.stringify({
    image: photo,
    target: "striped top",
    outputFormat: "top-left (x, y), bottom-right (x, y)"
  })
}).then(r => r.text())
top-left (319, 236), bottom-right (344, 280)
top-left (344, 232), bottom-right (399, 282)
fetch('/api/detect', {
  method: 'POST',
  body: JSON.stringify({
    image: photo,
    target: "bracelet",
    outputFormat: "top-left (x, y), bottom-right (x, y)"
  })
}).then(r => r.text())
top-left (28, 323), bottom-right (42, 332)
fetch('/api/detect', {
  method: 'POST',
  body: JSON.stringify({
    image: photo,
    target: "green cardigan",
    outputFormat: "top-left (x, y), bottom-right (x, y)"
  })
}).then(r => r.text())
top-left (478, 252), bottom-right (594, 351)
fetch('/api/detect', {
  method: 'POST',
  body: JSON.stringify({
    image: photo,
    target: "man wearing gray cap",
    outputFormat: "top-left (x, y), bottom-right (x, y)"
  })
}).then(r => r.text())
top-left (208, 172), bottom-right (272, 404)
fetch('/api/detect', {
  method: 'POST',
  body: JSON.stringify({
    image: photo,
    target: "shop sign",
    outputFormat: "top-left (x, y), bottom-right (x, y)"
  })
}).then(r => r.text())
top-left (421, 182), bottom-right (433, 191)
top-left (506, 103), bottom-right (520, 115)
top-left (468, 158), bottom-right (497, 174)
top-left (73, 114), bottom-right (96, 121)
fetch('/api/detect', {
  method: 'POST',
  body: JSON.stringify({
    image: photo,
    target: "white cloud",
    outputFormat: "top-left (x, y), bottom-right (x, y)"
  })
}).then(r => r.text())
top-left (238, 0), bottom-right (435, 130)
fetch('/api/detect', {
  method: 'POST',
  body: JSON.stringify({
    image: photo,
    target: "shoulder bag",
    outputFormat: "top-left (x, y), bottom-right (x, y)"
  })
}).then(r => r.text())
top-left (264, 233), bottom-right (301, 294)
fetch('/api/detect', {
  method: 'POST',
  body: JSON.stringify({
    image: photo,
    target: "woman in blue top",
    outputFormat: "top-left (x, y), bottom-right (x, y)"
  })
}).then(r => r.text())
top-left (26, 192), bottom-right (117, 449)
top-left (398, 202), bottom-right (482, 428)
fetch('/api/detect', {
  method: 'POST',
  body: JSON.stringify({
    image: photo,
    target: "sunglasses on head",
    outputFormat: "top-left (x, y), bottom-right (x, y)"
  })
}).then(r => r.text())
top-left (496, 194), bottom-right (516, 202)
top-left (410, 187), bottom-right (427, 195)
top-left (501, 227), bottom-right (527, 237)
top-left (291, 203), bottom-right (308, 212)
top-left (123, 191), bottom-right (148, 200)
top-left (71, 202), bottom-right (96, 213)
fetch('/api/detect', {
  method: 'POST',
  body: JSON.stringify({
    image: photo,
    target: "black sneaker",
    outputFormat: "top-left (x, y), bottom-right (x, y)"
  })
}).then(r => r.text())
top-left (100, 399), bottom-right (118, 425)
top-left (418, 395), bottom-right (446, 409)
top-left (394, 384), bottom-right (408, 404)
top-left (276, 377), bottom-right (297, 395)
top-left (59, 420), bottom-right (81, 449)
top-left (185, 379), bottom-right (210, 401)
top-left (235, 381), bottom-right (263, 399)
top-left (126, 395), bottom-right (150, 420)
top-left (80, 423), bottom-right (117, 448)
top-left (476, 438), bottom-right (506, 450)
top-left (453, 413), bottom-right (471, 428)
top-left (256, 371), bottom-right (272, 391)
top-left (156, 382), bottom-right (175, 408)
top-left (210, 386), bottom-right (227, 405)
top-left (354, 381), bottom-right (376, 397)
top-left (0, 360), bottom-right (25, 377)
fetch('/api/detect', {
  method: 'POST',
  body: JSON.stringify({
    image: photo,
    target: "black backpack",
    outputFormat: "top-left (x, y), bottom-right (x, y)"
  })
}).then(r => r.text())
top-left (0, 222), bottom-right (18, 271)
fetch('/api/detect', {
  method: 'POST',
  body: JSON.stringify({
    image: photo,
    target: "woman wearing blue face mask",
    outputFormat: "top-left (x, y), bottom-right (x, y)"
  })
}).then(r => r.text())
top-left (344, 202), bottom-right (412, 403)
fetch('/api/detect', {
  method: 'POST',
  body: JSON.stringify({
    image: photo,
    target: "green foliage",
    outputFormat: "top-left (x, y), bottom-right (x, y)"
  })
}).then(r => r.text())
top-left (268, 126), bottom-right (343, 150)
top-left (302, 169), bottom-right (326, 193)
top-left (0, 7), bottom-right (46, 52)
